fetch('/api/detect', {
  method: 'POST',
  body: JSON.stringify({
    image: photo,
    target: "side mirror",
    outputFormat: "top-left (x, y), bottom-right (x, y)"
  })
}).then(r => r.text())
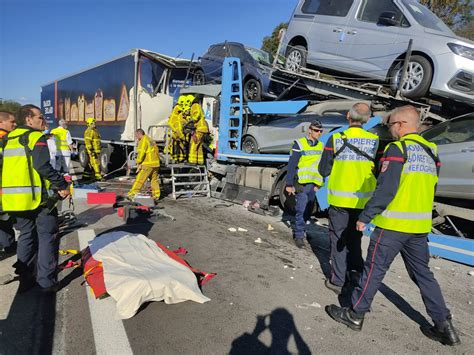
top-left (378, 12), bottom-right (399, 26)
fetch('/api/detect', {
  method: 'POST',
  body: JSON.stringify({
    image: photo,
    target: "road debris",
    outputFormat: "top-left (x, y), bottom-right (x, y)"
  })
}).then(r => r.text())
top-left (237, 227), bottom-right (248, 232)
top-left (228, 227), bottom-right (237, 232)
top-left (267, 224), bottom-right (274, 231)
top-left (254, 238), bottom-right (262, 244)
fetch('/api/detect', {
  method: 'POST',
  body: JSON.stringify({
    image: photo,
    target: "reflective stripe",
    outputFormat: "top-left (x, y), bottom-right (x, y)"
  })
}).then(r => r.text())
top-left (301, 150), bottom-right (322, 156)
top-left (2, 147), bottom-right (26, 157)
top-left (298, 167), bottom-right (320, 173)
top-left (380, 210), bottom-right (432, 220)
top-left (328, 189), bottom-right (373, 198)
top-left (299, 174), bottom-right (323, 182)
top-left (2, 186), bottom-right (42, 195)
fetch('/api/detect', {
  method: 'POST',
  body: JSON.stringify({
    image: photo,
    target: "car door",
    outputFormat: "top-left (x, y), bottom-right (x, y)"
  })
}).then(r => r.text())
top-left (304, 0), bottom-right (356, 70)
top-left (337, 0), bottom-right (410, 79)
top-left (423, 116), bottom-right (474, 200)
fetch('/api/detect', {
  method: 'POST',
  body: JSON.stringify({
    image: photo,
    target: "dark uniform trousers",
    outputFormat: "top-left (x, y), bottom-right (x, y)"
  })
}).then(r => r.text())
top-left (12, 206), bottom-right (59, 288)
top-left (352, 227), bottom-right (451, 322)
top-left (329, 206), bottom-right (364, 287)
top-left (294, 183), bottom-right (316, 239)
top-left (0, 217), bottom-right (15, 249)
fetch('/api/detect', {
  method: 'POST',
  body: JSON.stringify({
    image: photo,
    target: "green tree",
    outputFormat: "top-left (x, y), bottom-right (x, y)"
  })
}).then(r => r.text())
top-left (261, 22), bottom-right (288, 57)
top-left (456, 20), bottom-right (474, 40)
top-left (0, 99), bottom-right (21, 116)
top-left (419, 0), bottom-right (473, 28)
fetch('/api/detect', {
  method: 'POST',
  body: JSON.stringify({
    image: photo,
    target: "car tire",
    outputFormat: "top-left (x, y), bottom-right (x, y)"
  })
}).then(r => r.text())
top-left (390, 55), bottom-right (432, 99)
top-left (99, 147), bottom-right (111, 174)
top-left (193, 69), bottom-right (205, 85)
top-left (243, 78), bottom-right (262, 102)
top-left (242, 135), bottom-right (259, 154)
top-left (285, 45), bottom-right (307, 72)
top-left (78, 144), bottom-right (89, 168)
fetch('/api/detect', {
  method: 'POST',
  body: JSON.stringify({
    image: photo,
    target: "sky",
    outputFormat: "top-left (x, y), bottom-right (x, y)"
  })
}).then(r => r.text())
top-left (0, 0), bottom-right (296, 106)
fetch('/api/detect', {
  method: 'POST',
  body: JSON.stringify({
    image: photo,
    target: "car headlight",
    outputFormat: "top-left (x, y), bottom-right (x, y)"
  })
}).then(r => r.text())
top-left (447, 43), bottom-right (474, 61)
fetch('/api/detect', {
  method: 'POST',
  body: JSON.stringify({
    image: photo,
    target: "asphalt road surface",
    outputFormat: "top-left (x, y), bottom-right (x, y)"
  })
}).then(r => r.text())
top-left (0, 185), bottom-right (473, 354)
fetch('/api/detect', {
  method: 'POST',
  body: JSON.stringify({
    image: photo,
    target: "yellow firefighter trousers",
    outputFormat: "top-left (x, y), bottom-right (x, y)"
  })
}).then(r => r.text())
top-left (188, 133), bottom-right (205, 165)
top-left (128, 166), bottom-right (160, 199)
top-left (87, 151), bottom-right (102, 179)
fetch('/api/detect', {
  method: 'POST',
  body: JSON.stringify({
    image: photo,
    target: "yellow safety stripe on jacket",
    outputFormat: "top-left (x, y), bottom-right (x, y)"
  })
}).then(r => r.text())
top-left (372, 134), bottom-right (438, 233)
top-left (327, 127), bottom-right (379, 209)
top-left (137, 135), bottom-right (160, 168)
top-left (84, 127), bottom-right (101, 154)
top-left (50, 126), bottom-right (70, 152)
top-left (296, 138), bottom-right (323, 185)
top-left (1, 128), bottom-right (50, 211)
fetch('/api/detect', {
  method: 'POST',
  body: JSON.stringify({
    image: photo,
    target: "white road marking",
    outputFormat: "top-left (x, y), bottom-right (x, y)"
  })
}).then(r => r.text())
top-left (78, 229), bottom-right (133, 355)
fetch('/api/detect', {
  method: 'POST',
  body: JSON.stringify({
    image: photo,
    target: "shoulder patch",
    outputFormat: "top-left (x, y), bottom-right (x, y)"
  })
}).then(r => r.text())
top-left (381, 160), bottom-right (390, 173)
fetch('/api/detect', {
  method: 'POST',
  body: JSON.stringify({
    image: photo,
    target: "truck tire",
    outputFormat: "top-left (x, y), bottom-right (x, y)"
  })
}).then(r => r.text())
top-left (285, 45), bottom-right (307, 72)
top-left (193, 69), bottom-right (205, 85)
top-left (389, 55), bottom-right (432, 99)
top-left (78, 145), bottom-right (89, 168)
top-left (100, 147), bottom-right (111, 174)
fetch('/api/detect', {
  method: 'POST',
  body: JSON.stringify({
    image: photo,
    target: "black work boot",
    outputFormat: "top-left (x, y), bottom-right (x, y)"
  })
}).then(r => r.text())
top-left (325, 304), bottom-right (364, 331)
top-left (422, 318), bottom-right (461, 346)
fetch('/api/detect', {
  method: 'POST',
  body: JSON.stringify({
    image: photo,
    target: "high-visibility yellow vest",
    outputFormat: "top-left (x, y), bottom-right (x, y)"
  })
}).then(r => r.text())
top-left (372, 134), bottom-right (438, 233)
top-left (1, 128), bottom-right (51, 211)
top-left (327, 127), bottom-right (379, 209)
top-left (295, 137), bottom-right (323, 185)
top-left (50, 126), bottom-right (70, 153)
top-left (84, 127), bottom-right (101, 154)
top-left (137, 135), bottom-right (160, 168)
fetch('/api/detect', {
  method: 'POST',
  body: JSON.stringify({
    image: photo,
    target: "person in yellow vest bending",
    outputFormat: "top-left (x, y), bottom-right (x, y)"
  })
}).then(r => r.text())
top-left (325, 105), bottom-right (460, 346)
top-left (319, 102), bottom-right (379, 295)
top-left (127, 129), bottom-right (160, 204)
top-left (50, 119), bottom-right (73, 175)
top-left (1, 104), bottom-right (70, 293)
top-left (84, 117), bottom-right (102, 180)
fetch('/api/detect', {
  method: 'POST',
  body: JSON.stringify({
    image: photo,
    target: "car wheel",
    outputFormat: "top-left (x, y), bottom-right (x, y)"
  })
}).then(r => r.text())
top-left (243, 78), bottom-right (262, 102)
top-left (390, 55), bottom-right (432, 99)
top-left (193, 69), bottom-right (205, 85)
top-left (285, 45), bottom-right (307, 72)
top-left (242, 135), bottom-right (259, 154)
top-left (78, 144), bottom-right (89, 168)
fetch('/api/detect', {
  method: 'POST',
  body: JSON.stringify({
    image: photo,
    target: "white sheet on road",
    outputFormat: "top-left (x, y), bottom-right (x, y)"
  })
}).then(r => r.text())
top-left (89, 231), bottom-right (210, 319)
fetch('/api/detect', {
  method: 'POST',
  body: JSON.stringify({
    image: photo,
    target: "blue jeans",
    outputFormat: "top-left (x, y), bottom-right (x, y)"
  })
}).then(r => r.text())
top-left (294, 183), bottom-right (316, 239)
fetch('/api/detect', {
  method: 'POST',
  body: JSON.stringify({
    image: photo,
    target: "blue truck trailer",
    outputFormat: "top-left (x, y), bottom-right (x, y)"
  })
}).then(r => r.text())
top-left (41, 49), bottom-right (192, 172)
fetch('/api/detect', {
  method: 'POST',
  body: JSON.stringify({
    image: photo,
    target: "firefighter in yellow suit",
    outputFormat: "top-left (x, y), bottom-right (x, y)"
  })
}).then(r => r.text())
top-left (187, 102), bottom-right (209, 165)
top-left (167, 96), bottom-right (187, 162)
top-left (84, 117), bottom-right (102, 180)
top-left (127, 128), bottom-right (160, 203)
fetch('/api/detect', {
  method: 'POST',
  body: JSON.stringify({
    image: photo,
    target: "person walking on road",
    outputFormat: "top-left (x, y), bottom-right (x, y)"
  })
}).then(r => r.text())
top-left (84, 117), bottom-right (102, 180)
top-left (325, 105), bottom-right (461, 346)
top-left (285, 120), bottom-right (324, 248)
top-left (1, 104), bottom-right (70, 293)
top-left (0, 111), bottom-right (17, 258)
top-left (319, 102), bottom-right (379, 294)
top-left (50, 119), bottom-right (74, 175)
top-left (127, 129), bottom-right (161, 204)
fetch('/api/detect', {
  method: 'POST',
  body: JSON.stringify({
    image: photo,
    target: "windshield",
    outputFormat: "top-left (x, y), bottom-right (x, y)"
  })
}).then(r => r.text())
top-left (401, 0), bottom-right (454, 35)
top-left (245, 47), bottom-right (274, 65)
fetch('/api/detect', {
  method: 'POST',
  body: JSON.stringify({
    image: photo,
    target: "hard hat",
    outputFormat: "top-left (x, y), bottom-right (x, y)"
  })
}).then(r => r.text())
top-left (86, 117), bottom-right (96, 126)
top-left (177, 95), bottom-right (186, 107)
top-left (185, 94), bottom-right (195, 105)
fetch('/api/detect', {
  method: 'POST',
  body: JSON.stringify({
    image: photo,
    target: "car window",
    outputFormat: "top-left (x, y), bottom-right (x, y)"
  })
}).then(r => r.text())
top-left (245, 47), bottom-right (273, 65)
top-left (423, 117), bottom-right (474, 145)
top-left (228, 45), bottom-right (248, 61)
top-left (302, 0), bottom-right (354, 17)
top-left (209, 45), bottom-right (226, 57)
top-left (401, 0), bottom-right (454, 34)
top-left (357, 0), bottom-right (408, 26)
